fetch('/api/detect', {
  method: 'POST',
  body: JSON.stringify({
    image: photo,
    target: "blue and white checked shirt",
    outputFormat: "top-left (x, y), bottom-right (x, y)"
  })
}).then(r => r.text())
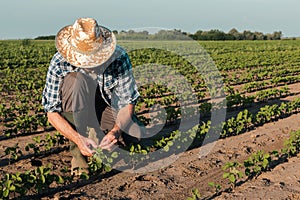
top-left (42, 45), bottom-right (140, 112)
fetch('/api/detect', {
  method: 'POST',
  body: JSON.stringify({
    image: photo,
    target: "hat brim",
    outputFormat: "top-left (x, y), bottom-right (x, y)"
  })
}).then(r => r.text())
top-left (55, 25), bottom-right (116, 68)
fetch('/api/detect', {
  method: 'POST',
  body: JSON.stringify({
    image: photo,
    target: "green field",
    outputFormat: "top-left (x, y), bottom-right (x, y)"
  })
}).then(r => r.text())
top-left (1, 39), bottom-right (300, 198)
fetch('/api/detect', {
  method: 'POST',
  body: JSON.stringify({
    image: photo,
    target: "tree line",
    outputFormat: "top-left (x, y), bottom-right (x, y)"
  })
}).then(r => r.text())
top-left (34, 28), bottom-right (283, 41)
top-left (114, 28), bottom-right (283, 40)
top-left (191, 28), bottom-right (282, 40)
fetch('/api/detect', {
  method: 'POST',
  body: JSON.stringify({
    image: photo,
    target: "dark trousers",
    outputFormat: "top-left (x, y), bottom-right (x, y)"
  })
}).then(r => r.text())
top-left (60, 72), bottom-right (143, 172)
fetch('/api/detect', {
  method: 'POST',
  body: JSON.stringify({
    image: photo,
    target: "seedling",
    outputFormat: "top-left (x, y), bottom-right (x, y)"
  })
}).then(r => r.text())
top-left (222, 161), bottom-right (243, 189)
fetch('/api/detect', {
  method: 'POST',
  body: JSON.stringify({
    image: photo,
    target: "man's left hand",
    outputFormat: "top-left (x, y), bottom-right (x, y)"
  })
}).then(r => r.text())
top-left (99, 130), bottom-right (119, 151)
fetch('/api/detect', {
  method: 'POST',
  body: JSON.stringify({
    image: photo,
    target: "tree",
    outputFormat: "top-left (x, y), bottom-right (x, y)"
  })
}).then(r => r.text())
top-left (243, 30), bottom-right (255, 40)
top-left (228, 28), bottom-right (242, 40)
top-left (272, 31), bottom-right (282, 40)
top-left (254, 31), bottom-right (266, 40)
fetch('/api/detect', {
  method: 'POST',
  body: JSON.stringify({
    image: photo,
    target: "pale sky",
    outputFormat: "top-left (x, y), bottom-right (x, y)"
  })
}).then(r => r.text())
top-left (0, 0), bottom-right (299, 39)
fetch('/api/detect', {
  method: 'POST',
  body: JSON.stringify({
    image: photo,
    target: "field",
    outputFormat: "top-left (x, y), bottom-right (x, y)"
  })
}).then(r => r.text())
top-left (0, 39), bottom-right (300, 199)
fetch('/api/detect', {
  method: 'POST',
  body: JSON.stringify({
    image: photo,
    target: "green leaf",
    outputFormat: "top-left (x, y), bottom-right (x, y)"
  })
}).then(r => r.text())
top-left (80, 172), bottom-right (89, 180)
top-left (111, 152), bottom-right (118, 158)
top-left (192, 188), bottom-right (201, 198)
top-left (9, 185), bottom-right (16, 191)
top-left (37, 166), bottom-right (44, 174)
top-left (5, 180), bottom-right (12, 188)
top-left (28, 175), bottom-right (36, 183)
top-left (16, 176), bottom-right (22, 182)
top-left (208, 182), bottom-right (215, 187)
top-left (163, 145), bottom-right (169, 152)
top-left (95, 157), bottom-right (102, 164)
top-left (129, 145), bottom-right (135, 152)
top-left (245, 168), bottom-right (251, 176)
top-left (229, 174), bottom-right (236, 183)
top-left (40, 175), bottom-right (46, 184)
top-left (137, 144), bottom-right (142, 151)
top-left (3, 188), bottom-right (9, 197)
top-left (271, 150), bottom-right (279, 157)
top-left (141, 150), bottom-right (148, 155)
top-left (57, 175), bottom-right (64, 184)
top-left (238, 171), bottom-right (244, 178)
top-left (262, 159), bottom-right (269, 169)
top-left (223, 172), bottom-right (229, 178)
top-left (254, 166), bottom-right (261, 173)
top-left (107, 157), bottom-right (113, 163)
top-left (167, 141), bottom-right (174, 146)
top-left (104, 164), bottom-right (112, 172)
top-left (44, 168), bottom-right (51, 175)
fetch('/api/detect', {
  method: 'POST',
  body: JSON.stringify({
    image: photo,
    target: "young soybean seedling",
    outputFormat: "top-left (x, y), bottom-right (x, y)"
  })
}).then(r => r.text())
top-left (244, 150), bottom-right (271, 178)
top-left (208, 182), bottom-right (222, 194)
top-left (187, 188), bottom-right (201, 200)
top-left (222, 161), bottom-right (243, 189)
top-left (5, 143), bottom-right (23, 164)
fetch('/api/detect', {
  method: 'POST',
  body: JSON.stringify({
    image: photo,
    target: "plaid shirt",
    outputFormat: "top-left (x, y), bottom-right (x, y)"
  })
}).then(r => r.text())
top-left (42, 45), bottom-right (140, 112)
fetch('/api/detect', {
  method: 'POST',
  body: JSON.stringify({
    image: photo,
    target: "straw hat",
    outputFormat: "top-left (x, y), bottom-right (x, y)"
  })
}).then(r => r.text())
top-left (55, 18), bottom-right (116, 68)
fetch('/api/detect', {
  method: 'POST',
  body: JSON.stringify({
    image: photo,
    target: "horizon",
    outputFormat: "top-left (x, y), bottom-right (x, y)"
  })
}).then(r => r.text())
top-left (3, 28), bottom-right (298, 41)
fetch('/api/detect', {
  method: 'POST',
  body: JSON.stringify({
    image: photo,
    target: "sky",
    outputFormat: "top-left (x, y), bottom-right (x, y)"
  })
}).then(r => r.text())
top-left (0, 0), bottom-right (299, 39)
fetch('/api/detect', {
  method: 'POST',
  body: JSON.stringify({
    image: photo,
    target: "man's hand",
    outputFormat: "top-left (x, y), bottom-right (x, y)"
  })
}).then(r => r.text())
top-left (99, 104), bottom-right (135, 151)
top-left (99, 130), bottom-right (119, 151)
top-left (47, 112), bottom-right (99, 157)
top-left (77, 135), bottom-right (98, 156)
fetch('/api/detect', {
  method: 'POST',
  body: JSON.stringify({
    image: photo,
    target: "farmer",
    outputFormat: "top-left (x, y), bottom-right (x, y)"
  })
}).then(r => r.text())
top-left (42, 18), bottom-right (143, 175)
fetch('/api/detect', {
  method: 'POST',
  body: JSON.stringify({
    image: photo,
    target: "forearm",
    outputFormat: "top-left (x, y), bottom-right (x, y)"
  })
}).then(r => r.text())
top-left (47, 112), bottom-right (83, 147)
top-left (114, 104), bottom-right (135, 133)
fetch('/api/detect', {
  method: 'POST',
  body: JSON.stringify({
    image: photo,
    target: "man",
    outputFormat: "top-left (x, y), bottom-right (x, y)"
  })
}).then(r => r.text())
top-left (42, 18), bottom-right (142, 175)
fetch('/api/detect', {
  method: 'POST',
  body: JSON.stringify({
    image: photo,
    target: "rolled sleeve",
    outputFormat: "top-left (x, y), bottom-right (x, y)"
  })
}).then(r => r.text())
top-left (109, 50), bottom-right (140, 110)
top-left (114, 68), bottom-right (140, 107)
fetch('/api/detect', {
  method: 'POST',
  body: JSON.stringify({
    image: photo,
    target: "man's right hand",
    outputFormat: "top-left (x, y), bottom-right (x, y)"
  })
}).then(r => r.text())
top-left (47, 112), bottom-right (98, 157)
top-left (77, 135), bottom-right (98, 157)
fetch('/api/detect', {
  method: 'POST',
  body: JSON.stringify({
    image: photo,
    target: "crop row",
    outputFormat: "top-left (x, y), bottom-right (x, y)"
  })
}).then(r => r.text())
top-left (0, 84), bottom-right (291, 138)
top-left (3, 132), bottom-right (67, 165)
top-left (224, 63), bottom-right (300, 86)
top-left (188, 129), bottom-right (300, 199)
top-left (136, 85), bottom-right (291, 126)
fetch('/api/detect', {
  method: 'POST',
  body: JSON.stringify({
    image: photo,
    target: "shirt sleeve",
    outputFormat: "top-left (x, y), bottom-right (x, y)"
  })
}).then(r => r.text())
top-left (111, 50), bottom-right (140, 110)
top-left (42, 54), bottom-right (64, 112)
